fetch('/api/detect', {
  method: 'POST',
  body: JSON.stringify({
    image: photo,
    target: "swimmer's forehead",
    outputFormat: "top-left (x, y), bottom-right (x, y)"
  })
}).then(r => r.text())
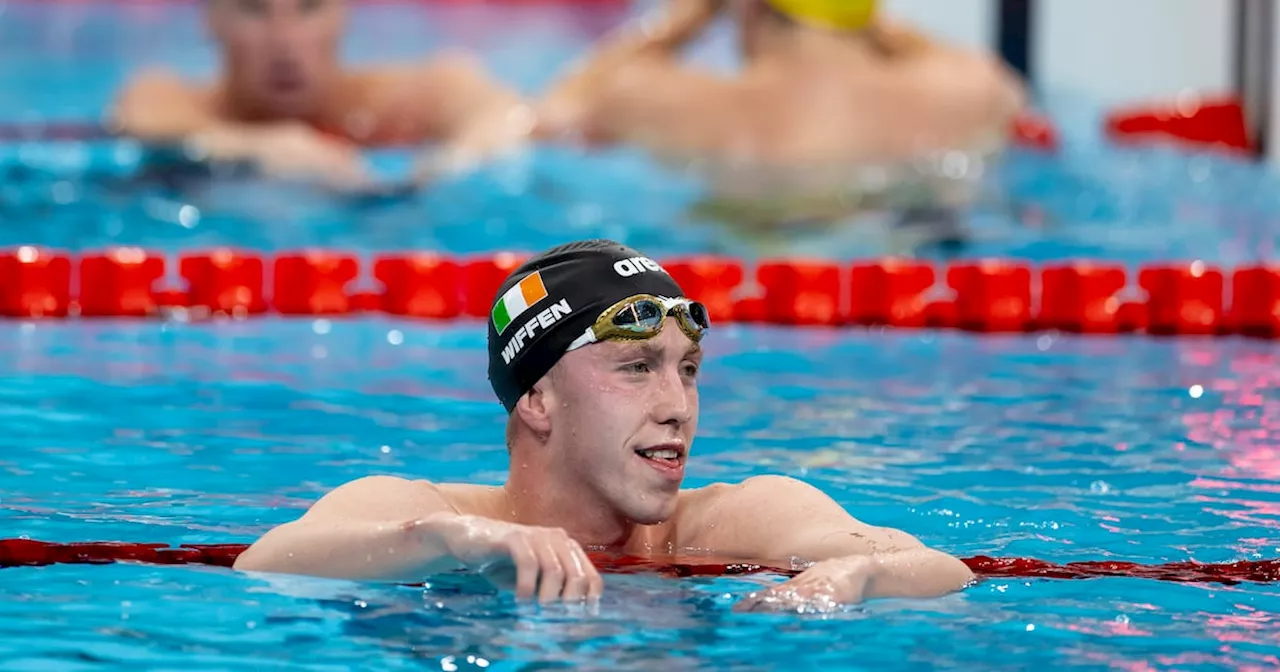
top-left (599, 338), bottom-right (703, 360)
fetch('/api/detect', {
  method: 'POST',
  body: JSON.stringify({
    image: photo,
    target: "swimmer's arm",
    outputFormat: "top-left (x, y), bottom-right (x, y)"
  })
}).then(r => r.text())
top-left (231, 476), bottom-right (474, 582)
top-left (538, 0), bottom-right (723, 140)
top-left (577, 0), bottom-right (724, 63)
top-left (396, 55), bottom-right (529, 143)
top-left (864, 18), bottom-right (936, 57)
top-left (708, 475), bottom-right (975, 599)
top-left (109, 70), bottom-right (320, 162)
top-left (558, 60), bottom-right (769, 164)
top-left (373, 56), bottom-right (537, 179)
top-left (110, 69), bottom-right (224, 143)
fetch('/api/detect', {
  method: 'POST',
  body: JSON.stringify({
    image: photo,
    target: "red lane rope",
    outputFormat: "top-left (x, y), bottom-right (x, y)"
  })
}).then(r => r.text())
top-left (2, 247), bottom-right (1278, 338)
top-left (3, 539), bottom-right (1278, 585)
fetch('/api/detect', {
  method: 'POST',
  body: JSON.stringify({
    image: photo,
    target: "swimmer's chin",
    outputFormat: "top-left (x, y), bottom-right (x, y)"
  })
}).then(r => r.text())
top-left (626, 510), bottom-right (678, 528)
top-left (617, 496), bottom-right (681, 527)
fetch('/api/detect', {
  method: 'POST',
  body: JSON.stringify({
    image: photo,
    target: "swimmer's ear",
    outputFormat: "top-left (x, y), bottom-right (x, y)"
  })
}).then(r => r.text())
top-left (513, 380), bottom-right (553, 439)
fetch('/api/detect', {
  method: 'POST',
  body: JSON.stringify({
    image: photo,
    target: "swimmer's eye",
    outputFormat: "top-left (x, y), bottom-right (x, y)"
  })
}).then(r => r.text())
top-left (620, 361), bottom-right (652, 375)
top-left (680, 362), bottom-right (700, 379)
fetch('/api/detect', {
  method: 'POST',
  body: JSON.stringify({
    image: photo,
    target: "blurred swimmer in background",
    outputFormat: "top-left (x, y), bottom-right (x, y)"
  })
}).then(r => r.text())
top-left (539, 0), bottom-right (1027, 249)
top-left (110, 0), bottom-right (535, 189)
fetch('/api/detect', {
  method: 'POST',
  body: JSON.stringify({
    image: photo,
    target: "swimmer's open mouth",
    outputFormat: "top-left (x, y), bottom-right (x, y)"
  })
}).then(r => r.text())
top-left (635, 443), bottom-right (686, 467)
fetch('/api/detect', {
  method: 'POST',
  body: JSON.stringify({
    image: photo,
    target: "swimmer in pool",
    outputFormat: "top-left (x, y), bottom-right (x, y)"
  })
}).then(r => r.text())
top-left (110, 0), bottom-right (533, 188)
top-left (234, 239), bottom-right (975, 610)
top-left (538, 0), bottom-right (1026, 243)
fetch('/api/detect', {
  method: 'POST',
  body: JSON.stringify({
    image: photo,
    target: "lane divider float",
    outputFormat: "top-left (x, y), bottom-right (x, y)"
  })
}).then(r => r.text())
top-left (2, 247), bottom-right (1277, 338)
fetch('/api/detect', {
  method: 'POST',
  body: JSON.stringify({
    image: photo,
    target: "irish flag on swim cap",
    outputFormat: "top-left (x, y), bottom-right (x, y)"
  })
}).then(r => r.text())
top-left (492, 271), bottom-right (549, 335)
top-left (764, 0), bottom-right (877, 32)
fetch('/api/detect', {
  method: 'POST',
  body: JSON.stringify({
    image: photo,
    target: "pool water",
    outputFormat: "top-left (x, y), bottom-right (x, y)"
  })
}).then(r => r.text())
top-left (2, 0), bottom-right (1280, 670)
top-left (2, 321), bottom-right (1279, 670)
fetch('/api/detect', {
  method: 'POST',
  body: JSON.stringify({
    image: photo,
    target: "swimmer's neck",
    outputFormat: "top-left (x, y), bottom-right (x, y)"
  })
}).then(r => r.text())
top-left (214, 71), bottom-right (355, 126)
top-left (748, 27), bottom-right (873, 70)
top-left (499, 473), bottom-right (666, 553)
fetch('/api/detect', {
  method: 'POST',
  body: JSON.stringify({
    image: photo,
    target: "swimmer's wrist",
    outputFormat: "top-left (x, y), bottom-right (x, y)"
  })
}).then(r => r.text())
top-left (403, 512), bottom-right (492, 561)
top-left (395, 512), bottom-right (482, 573)
top-left (859, 554), bottom-right (885, 598)
top-left (857, 548), bottom-right (975, 599)
top-left (401, 511), bottom-right (466, 540)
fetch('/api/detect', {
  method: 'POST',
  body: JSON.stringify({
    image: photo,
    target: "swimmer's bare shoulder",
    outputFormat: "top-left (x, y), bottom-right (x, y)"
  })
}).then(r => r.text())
top-left (281, 475), bottom-right (505, 526)
top-left (674, 475), bottom-right (926, 563)
top-left (111, 68), bottom-right (220, 142)
top-left (342, 52), bottom-right (526, 143)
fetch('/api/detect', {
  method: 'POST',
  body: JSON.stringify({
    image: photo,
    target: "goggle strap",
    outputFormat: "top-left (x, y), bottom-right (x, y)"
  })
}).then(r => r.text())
top-left (567, 330), bottom-right (597, 352)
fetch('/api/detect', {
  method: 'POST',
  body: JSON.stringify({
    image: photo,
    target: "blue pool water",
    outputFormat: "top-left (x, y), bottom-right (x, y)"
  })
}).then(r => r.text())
top-left (2, 321), bottom-right (1279, 669)
top-left (2, 0), bottom-right (1280, 670)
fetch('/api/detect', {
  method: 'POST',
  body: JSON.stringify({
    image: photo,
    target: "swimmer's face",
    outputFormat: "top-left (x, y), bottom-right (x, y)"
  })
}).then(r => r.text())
top-left (544, 319), bottom-right (701, 525)
top-left (207, 0), bottom-right (346, 117)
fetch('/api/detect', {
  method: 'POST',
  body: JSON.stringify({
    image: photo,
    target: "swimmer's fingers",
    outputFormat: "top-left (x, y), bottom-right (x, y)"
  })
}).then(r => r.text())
top-left (734, 560), bottom-right (870, 612)
top-left (253, 128), bottom-right (371, 192)
top-left (505, 536), bottom-right (541, 601)
top-left (556, 538), bottom-right (600, 602)
top-left (732, 584), bottom-right (812, 613)
top-left (576, 544), bottom-right (604, 600)
top-left (528, 533), bottom-right (567, 604)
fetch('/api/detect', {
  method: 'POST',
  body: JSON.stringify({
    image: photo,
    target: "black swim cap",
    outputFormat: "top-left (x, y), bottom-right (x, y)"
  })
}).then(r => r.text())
top-left (487, 239), bottom-right (686, 413)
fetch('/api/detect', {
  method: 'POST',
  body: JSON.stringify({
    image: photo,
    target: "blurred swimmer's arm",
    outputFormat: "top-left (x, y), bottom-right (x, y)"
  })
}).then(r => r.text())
top-left (393, 55), bottom-right (539, 180)
top-left (700, 476), bottom-right (974, 602)
top-left (538, 0), bottom-right (724, 141)
top-left (110, 69), bottom-right (221, 143)
top-left (864, 17), bottom-right (935, 57)
top-left (232, 476), bottom-right (469, 581)
top-left (110, 69), bottom-right (289, 151)
top-left (549, 58), bottom-right (765, 164)
top-left (581, 0), bottom-right (724, 62)
top-left (110, 70), bottom-right (368, 187)
top-left (393, 54), bottom-right (529, 143)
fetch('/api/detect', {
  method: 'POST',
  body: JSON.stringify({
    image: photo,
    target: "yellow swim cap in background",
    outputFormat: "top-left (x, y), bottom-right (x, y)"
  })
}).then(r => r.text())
top-left (763, 0), bottom-right (877, 32)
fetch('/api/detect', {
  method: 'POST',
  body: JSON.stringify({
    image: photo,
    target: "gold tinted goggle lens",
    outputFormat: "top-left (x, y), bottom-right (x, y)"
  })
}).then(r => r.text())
top-left (568, 294), bottom-right (710, 352)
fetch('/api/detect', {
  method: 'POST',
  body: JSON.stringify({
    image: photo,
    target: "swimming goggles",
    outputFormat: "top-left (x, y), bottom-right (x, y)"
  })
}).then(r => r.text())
top-left (567, 294), bottom-right (711, 352)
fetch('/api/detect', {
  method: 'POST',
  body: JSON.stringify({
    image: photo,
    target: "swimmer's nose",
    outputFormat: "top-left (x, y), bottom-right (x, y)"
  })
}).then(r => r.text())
top-left (649, 367), bottom-right (693, 428)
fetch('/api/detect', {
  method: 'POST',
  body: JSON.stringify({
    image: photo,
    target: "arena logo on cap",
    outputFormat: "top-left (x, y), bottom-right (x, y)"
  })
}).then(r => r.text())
top-left (613, 256), bottom-right (665, 278)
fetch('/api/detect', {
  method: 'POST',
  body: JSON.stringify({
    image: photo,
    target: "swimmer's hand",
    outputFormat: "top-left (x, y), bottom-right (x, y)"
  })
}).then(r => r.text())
top-left (433, 514), bottom-right (605, 603)
top-left (188, 122), bottom-right (371, 191)
top-left (733, 556), bottom-right (877, 613)
top-left (733, 547), bottom-right (975, 612)
top-left (412, 104), bottom-right (538, 184)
